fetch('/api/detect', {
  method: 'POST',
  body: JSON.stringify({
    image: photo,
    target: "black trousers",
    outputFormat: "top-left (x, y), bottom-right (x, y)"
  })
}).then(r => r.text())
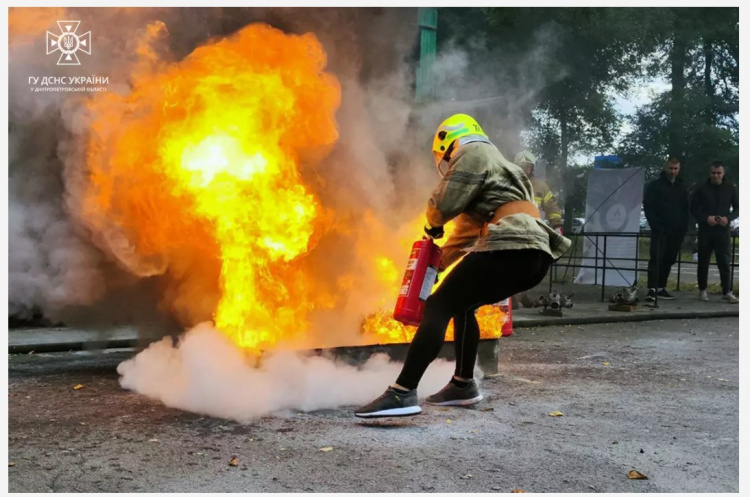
top-left (395, 249), bottom-right (552, 390)
top-left (647, 232), bottom-right (684, 289)
top-left (697, 229), bottom-right (732, 294)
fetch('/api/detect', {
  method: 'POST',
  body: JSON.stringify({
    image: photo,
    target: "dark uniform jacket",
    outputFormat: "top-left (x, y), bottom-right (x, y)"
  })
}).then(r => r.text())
top-left (643, 172), bottom-right (689, 235)
top-left (690, 179), bottom-right (739, 232)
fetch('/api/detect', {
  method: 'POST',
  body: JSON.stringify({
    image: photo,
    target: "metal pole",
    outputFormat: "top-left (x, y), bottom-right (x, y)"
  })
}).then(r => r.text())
top-left (677, 234), bottom-right (682, 291)
top-left (594, 235), bottom-right (599, 293)
top-left (635, 231), bottom-right (640, 287)
top-left (549, 263), bottom-right (553, 293)
top-left (730, 233), bottom-right (737, 290)
top-left (601, 235), bottom-right (607, 302)
top-left (653, 235), bottom-right (660, 308)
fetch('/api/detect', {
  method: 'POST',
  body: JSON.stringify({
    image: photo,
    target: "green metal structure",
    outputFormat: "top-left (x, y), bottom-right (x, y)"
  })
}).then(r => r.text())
top-left (415, 7), bottom-right (438, 102)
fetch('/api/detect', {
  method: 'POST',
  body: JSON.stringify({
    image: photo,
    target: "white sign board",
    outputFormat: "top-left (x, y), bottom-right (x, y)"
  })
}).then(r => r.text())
top-left (574, 168), bottom-right (644, 287)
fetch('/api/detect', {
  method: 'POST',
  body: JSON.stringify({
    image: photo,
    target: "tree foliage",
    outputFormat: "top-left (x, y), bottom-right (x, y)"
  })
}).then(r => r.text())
top-left (436, 7), bottom-right (739, 217)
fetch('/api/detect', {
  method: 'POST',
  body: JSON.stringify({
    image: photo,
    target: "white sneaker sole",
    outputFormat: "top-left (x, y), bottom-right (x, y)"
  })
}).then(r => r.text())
top-left (426, 394), bottom-right (484, 407)
top-left (354, 406), bottom-right (422, 418)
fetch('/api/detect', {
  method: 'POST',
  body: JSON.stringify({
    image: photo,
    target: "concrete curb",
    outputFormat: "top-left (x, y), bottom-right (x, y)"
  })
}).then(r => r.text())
top-left (8, 309), bottom-right (738, 354)
top-left (513, 309), bottom-right (739, 328)
top-left (9, 339), bottom-right (139, 355)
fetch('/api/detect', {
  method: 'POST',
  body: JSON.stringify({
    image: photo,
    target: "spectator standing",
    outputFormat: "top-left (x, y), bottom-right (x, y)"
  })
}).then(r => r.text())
top-left (690, 161), bottom-right (739, 303)
top-left (643, 157), bottom-right (690, 301)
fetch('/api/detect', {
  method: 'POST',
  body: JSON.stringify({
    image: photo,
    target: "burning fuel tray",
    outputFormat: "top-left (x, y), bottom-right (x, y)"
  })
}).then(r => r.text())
top-left (306, 338), bottom-right (500, 375)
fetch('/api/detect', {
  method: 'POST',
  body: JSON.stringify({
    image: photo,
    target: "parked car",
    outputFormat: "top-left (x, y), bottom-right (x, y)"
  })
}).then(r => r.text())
top-left (639, 210), bottom-right (650, 232)
top-left (571, 218), bottom-right (585, 234)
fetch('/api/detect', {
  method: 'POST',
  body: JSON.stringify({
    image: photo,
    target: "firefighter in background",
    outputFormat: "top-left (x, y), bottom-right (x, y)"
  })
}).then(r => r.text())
top-left (514, 150), bottom-right (563, 230)
top-left (355, 114), bottom-right (571, 418)
top-left (513, 150), bottom-right (563, 308)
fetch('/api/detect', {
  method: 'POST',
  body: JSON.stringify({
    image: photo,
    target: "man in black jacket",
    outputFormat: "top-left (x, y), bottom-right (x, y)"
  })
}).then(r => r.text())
top-left (690, 161), bottom-right (739, 303)
top-left (643, 156), bottom-right (689, 302)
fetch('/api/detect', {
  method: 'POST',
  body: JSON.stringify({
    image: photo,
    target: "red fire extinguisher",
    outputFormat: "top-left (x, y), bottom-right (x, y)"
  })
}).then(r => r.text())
top-left (393, 237), bottom-right (442, 326)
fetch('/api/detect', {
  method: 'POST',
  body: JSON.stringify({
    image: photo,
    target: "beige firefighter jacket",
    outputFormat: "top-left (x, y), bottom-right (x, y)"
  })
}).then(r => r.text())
top-left (426, 142), bottom-right (571, 271)
top-left (529, 175), bottom-right (563, 228)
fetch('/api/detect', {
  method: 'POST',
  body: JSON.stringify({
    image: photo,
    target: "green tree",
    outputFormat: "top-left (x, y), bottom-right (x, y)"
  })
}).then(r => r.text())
top-left (483, 8), bottom-right (649, 232)
top-left (619, 8), bottom-right (738, 189)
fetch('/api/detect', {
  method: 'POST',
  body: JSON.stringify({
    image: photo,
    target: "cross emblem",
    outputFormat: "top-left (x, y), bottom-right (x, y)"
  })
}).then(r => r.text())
top-left (47, 21), bottom-right (91, 66)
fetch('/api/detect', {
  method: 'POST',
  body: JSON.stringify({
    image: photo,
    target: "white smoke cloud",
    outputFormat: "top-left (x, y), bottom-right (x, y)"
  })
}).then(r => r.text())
top-left (118, 322), bottom-right (460, 422)
top-left (9, 7), bottom-right (512, 421)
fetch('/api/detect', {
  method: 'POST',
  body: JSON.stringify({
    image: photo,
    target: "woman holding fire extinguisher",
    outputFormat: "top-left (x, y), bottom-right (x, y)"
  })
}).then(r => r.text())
top-left (355, 114), bottom-right (571, 418)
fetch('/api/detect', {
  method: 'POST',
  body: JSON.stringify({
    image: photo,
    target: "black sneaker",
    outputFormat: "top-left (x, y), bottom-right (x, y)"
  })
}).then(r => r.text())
top-left (426, 379), bottom-right (484, 406)
top-left (354, 387), bottom-right (421, 418)
top-left (645, 288), bottom-right (657, 302)
top-left (657, 289), bottom-right (675, 300)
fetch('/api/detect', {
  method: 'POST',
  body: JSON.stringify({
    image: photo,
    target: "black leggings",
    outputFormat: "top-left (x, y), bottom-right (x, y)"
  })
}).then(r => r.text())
top-left (395, 249), bottom-right (552, 390)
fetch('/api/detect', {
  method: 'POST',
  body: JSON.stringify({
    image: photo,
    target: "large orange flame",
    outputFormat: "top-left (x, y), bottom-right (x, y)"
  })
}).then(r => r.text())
top-left (83, 23), bottom-right (339, 352)
top-left (79, 21), bottom-right (503, 353)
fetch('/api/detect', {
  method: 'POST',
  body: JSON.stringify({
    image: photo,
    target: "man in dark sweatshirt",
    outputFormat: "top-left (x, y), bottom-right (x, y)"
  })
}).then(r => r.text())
top-left (643, 156), bottom-right (690, 302)
top-left (690, 161), bottom-right (739, 303)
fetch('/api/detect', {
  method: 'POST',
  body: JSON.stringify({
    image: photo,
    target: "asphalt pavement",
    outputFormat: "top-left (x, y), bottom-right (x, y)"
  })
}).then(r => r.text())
top-left (8, 318), bottom-right (739, 492)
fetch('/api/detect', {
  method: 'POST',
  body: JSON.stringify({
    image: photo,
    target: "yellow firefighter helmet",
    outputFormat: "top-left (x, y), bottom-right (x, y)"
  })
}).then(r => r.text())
top-left (431, 114), bottom-right (487, 166)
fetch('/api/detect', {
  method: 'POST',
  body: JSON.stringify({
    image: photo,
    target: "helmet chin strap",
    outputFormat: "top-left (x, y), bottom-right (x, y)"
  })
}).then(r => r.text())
top-left (435, 141), bottom-right (456, 178)
top-left (436, 159), bottom-right (449, 178)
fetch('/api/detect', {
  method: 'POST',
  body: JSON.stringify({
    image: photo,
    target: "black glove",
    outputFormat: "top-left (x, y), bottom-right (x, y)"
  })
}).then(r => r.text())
top-left (424, 223), bottom-right (444, 239)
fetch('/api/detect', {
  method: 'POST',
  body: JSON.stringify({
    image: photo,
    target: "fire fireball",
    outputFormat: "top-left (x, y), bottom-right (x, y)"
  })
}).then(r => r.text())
top-left (80, 22), bottom-right (504, 353)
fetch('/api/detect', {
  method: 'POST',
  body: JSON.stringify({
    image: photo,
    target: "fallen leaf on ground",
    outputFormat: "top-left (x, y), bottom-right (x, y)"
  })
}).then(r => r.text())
top-left (603, 362), bottom-right (610, 366)
top-left (511, 489), bottom-right (526, 493)
top-left (628, 470), bottom-right (648, 480)
top-left (481, 407), bottom-right (495, 412)
top-left (73, 384), bottom-right (84, 390)
top-left (9, 462), bottom-right (16, 467)
top-left (446, 419), bottom-right (452, 424)
top-left (319, 447), bottom-right (333, 452)
top-left (229, 457), bottom-right (239, 467)
top-left (548, 411), bottom-right (564, 417)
